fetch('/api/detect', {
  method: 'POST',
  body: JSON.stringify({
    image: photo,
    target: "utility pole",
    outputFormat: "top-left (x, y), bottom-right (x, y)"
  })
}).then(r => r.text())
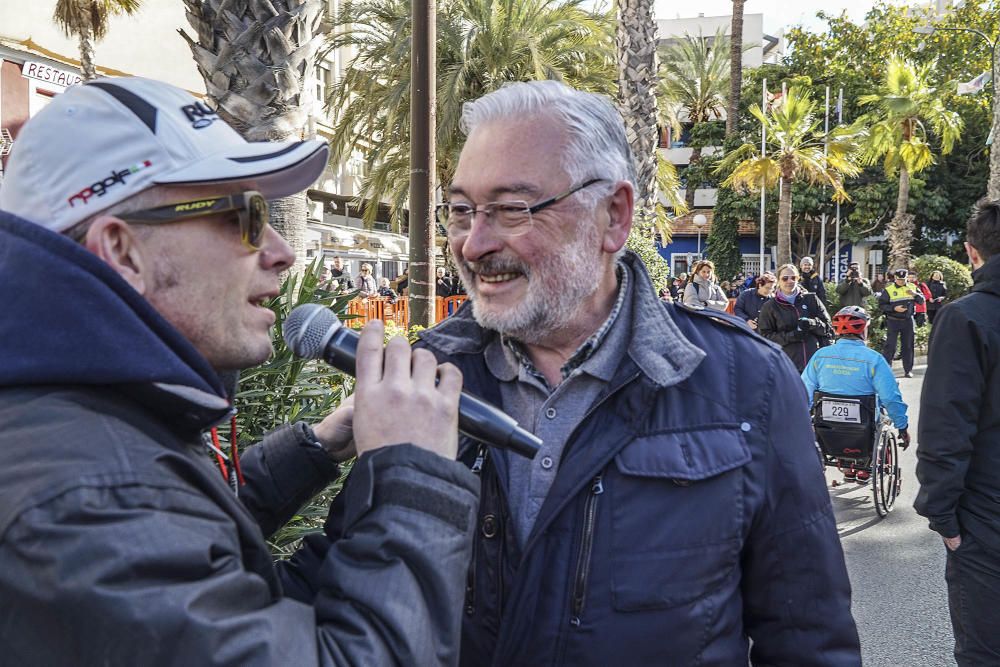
top-left (409, 0), bottom-right (436, 326)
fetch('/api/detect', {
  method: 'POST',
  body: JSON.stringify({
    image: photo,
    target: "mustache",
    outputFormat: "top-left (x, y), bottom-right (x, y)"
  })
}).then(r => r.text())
top-left (462, 256), bottom-right (530, 277)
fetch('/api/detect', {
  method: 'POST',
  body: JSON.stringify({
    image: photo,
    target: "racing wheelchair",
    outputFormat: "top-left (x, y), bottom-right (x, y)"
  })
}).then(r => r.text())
top-left (812, 391), bottom-right (901, 517)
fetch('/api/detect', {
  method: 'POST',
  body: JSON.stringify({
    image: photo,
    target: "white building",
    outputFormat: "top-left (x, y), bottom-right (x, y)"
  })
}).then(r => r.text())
top-left (657, 13), bottom-right (784, 209)
top-left (0, 0), bottom-right (410, 280)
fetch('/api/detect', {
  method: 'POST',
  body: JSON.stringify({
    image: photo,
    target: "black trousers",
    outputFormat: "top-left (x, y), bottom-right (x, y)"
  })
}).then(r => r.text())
top-left (946, 534), bottom-right (1000, 665)
top-left (882, 318), bottom-right (914, 373)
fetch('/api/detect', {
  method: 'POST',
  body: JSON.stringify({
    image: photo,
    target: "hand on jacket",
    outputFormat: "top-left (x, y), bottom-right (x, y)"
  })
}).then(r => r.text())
top-left (898, 427), bottom-right (910, 450)
top-left (798, 317), bottom-right (823, 333)
top-left (944, 535), bottom-right (962, 551)
top-left (353, 320), bottom-right (463, 460)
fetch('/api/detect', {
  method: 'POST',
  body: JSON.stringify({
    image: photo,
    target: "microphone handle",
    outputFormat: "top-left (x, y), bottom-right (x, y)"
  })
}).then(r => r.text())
top-left (320, 326), bottom-right (539, 458)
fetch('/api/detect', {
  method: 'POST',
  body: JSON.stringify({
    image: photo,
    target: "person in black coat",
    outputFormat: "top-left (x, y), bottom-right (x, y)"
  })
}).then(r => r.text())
top-left (733, 271), bottom-right (776, 331)
top-left (926, 270), bottom-right (947, 324)
top-left (799, 256), bottom-right (828, 306)
top-left (915, 200), bottom-right (1000, 665)
top-left (758, 263), bottom-right (833, 372)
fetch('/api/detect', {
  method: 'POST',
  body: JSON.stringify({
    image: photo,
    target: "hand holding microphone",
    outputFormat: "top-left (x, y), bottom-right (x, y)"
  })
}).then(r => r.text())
top-left (284, 304), bottom-right (541, 459)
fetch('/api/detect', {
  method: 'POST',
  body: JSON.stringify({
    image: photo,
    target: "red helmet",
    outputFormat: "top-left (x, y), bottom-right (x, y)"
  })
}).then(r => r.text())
top-left (832, 306), bottom-right (870, 337)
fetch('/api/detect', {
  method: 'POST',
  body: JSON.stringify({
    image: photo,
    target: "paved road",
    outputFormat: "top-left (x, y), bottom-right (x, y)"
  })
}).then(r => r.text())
top-left (829, 361), bottom-right (955, 666)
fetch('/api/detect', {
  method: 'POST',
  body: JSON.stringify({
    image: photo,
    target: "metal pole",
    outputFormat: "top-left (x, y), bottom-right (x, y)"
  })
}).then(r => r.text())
top-left (820, 85), bottom-right (829, 279)
top-left (834, 87), bottom-right (843, 284)
top-left (760, 78), bottom-right (767, 274)
top-left (697, 229), bottom-right (702, 257)
top-left (408, 0), bottom-right (436, 326)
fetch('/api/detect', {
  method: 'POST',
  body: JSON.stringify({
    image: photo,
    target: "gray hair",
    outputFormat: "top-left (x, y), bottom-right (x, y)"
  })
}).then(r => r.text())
top-left (459, 80), bottom-right (636, 205)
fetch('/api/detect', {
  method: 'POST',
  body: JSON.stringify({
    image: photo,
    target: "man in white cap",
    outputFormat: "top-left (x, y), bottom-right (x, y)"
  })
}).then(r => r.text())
top-left (799, 255), bottom-right (828, 306)
top-left (0, 77), bottom-right (477, 665)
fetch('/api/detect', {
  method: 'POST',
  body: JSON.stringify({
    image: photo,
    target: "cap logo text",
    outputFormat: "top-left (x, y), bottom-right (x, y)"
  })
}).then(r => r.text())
top-left (67, 160), bottom-right (154, 208)
top-left (182, 102), bottom-right (218, 129)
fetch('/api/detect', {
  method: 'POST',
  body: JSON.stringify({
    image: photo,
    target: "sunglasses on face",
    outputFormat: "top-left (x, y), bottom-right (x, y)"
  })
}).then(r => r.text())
top-left (780, 276), bottom-right (798, 282)
top-left (118, 191), bottom-right (269, 251)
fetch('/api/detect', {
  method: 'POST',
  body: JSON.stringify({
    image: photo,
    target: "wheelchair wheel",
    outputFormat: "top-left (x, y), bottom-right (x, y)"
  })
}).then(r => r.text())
top-left (872, 425), bottom-right (900, 517)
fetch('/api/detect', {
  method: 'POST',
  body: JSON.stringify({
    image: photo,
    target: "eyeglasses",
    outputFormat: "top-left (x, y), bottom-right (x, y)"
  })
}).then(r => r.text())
top-left (780, 275), bottom-right (799, 282)
top-left (436, 178), bottom-right (607, 239)
top-left (118, 191), bottom-right (269, 251)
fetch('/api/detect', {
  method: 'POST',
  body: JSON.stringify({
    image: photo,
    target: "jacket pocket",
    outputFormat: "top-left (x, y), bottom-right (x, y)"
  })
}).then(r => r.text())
top-left (609, 427), bottom-right (750, 611)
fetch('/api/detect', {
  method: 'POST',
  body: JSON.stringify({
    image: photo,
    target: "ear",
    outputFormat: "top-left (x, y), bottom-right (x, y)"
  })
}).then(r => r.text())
top-left (601, 180), bottom-right (634, 254)
top-left (83, 217), bottom-right (150, 294)
top-left (965, 241), bottom-right (983, 269)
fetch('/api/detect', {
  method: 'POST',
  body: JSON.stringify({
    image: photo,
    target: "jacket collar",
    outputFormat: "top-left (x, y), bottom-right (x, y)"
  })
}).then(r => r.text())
top-left (418, 251), bottom-right (705, 389)
top-left (971, 255), bottom-right (1000, 297)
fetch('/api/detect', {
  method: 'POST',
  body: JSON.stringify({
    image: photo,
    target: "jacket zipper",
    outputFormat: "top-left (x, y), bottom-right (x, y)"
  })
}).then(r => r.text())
top-left (569, 474), bottom-right (603, 626)
top-left (465, 445), bottom-right (486, 616)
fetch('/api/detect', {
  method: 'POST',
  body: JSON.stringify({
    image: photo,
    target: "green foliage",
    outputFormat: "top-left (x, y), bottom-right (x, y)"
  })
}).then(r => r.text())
top-left (659, 28), bottom-right (730, 128)
top-left (325, 0), bottom-right (615, 229)
top-left (780, 0), bottom-right (994, 255)
top-left (231, 258), bottom-right (355, 556)
top-left (912, 254), bottom-right (973, 298)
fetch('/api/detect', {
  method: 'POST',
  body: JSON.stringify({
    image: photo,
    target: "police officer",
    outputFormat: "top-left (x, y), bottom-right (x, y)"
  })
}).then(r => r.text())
top-left (879, 267), bottom-right (925, 378)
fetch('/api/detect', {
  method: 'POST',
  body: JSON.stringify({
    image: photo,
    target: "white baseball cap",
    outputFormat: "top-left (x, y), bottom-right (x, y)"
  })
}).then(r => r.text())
top-left (0, 76), bottom-right (330, 233)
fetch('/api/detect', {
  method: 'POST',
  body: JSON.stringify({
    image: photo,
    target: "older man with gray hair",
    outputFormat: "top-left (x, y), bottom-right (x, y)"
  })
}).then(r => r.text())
top-left (418, 79), bottom-right (859, 665)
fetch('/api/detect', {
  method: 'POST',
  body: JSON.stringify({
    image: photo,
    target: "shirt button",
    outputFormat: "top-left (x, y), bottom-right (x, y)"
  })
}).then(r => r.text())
top-left (545, 407), bottom-right (557, 419)
top-left (740, 422), bottom-right (752, 432)
top-left (540, 456), bottom-right (554, 469)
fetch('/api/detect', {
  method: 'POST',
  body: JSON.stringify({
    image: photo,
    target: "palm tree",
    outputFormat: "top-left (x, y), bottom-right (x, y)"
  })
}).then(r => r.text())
top-left (725, 0), bottom-right (744, 138)
top-left (52, 0), bottom-right (142, 81)
top-left (326, 0), bottom-right (615, 230)
top-left (859, 57), bottom-right (963, 269)
top-left (659, 29), bottom-right (729, 209)
top-left (616, 0), bottom-right (660, 228)
top-left (179, 0), bottom-right (326, 274)
top-left (716, 86), bottom-right (864, 265)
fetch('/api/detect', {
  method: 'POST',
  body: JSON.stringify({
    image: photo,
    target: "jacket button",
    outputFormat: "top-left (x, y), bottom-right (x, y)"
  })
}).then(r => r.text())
top-left (741, 422), bottom-right (752, 432)
top-left (482, 514), bottom-right (498, 538)
top-left (545, 407), bottom-right (557, 419)
top-left (540, 456), bottom-right (554, 470)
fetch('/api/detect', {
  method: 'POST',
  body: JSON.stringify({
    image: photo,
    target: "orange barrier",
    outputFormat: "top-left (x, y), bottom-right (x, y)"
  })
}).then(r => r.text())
top-left (345, 295), bottom-right (467, 329)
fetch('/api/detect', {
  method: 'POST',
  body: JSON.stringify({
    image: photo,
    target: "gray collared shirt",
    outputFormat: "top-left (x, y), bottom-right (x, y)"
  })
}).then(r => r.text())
top-left (485, 264), bottom-right (633, 546)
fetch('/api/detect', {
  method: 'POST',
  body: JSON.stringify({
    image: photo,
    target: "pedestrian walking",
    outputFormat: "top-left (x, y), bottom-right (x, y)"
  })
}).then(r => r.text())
top-left (927, 270), bottom-right (947, 324)
top-left (758, 263), bottom-right (833, 372)
top-left (878, 268), bottom-right (925, 378)
top-left (915, 199), bottom-right (1000, 666)
top-left (800, 256), bottom-right (828, 306)
top-left (683, 259), bottom-right (729, 311)
top-left (909, 270), bottom-right (933, 327)
top-left (733, 272), bottom-right (776, 331)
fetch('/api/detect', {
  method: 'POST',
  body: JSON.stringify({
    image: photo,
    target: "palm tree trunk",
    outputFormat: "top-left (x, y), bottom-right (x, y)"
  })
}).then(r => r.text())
top-left (777, 174), bottom-right (792, 265)
top-left (684, 147), bottom-right (701, 210)
top-left (989, 45), bottom-right (1000, 200)
top-left (887, 164), bottom-right (914, 270)
top-left (268, 192), bottom-right (309, 275)
top-left (616, 0), bottom-right (660, 228)
top-left (79, 27), bottom-right (97, 81)
top-left (725, 0), bottom-right (745, 138)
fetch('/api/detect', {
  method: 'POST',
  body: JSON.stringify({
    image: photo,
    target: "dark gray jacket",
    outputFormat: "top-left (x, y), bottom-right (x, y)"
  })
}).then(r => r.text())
top-left (916, 256), bottom-right (1000, 550)
top-left (0, 210), bottom-right (479, 666)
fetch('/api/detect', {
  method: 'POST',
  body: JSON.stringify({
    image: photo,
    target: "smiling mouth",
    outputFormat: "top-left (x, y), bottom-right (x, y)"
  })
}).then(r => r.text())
top-left (479, 272), bottom-right (522, 284)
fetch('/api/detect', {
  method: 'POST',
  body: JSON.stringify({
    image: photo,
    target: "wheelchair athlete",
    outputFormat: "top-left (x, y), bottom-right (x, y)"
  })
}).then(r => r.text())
top-left (802, 306), bottom-right (911, 484)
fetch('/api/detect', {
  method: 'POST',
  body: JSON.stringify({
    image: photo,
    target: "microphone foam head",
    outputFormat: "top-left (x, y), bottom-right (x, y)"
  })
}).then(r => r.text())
top-left (284, 304), bottom-right (341, 359)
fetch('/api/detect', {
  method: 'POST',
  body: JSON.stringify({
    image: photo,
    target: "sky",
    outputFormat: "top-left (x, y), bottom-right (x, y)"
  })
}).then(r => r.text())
top-left (652, 0), bottom-right (911, 34)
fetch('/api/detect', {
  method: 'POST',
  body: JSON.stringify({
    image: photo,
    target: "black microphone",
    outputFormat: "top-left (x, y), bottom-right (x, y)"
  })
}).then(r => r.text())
top-left (284, 304), bottom-right (541, 459)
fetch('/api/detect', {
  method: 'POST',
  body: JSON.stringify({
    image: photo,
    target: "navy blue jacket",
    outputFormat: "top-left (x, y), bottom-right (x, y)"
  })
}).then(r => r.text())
top-left (418, 253), bottom-right (860, 666)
